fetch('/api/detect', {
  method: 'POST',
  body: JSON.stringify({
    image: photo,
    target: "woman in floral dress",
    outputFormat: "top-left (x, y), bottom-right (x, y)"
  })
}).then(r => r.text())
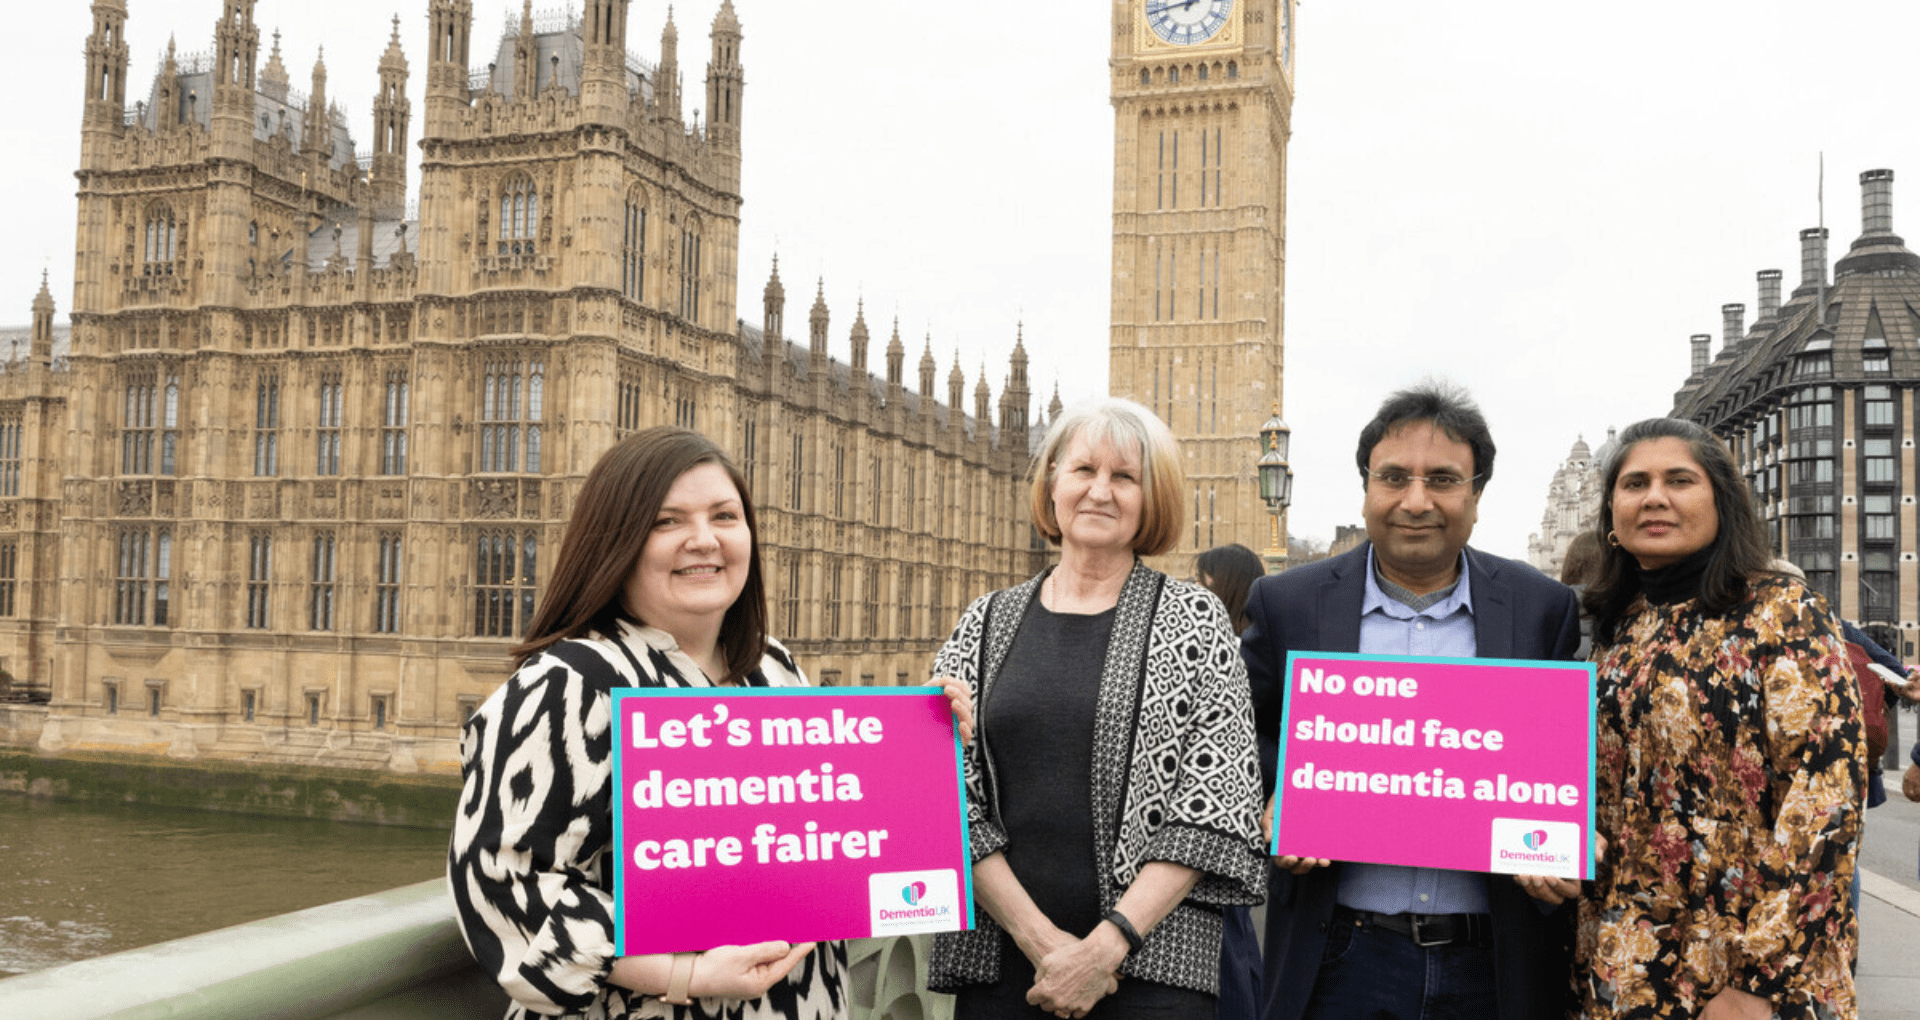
top-left (1578, 417), bottom-right (1865, 1020)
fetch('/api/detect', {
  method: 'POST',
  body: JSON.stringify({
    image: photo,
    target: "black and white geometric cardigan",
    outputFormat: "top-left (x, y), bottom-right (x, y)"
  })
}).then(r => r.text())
top-left (448, 619), bottom-right (848, 1020)
top-left (927, 562), bottom-right (1267, 996)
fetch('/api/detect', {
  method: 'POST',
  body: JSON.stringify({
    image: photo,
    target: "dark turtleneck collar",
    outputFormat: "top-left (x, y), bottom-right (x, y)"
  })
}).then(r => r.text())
top-left (1636, 546), bottom-right (1713, 605)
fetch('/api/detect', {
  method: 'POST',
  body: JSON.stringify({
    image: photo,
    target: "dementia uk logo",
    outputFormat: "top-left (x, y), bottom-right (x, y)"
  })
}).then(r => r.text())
top-left (869, 870), bottom-right (957, 935)
top-left (1488, 818), bottom-right (1579, 878)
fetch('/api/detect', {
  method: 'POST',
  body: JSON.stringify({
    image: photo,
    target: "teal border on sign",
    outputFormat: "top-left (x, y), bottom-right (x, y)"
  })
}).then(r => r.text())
top-left (609, 685), bottom-right (976, 947)
top-left (1270, 650), bottom-right (1599, 878)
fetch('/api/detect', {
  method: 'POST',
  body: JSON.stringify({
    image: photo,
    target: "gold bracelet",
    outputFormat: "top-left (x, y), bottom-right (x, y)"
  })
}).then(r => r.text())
top-left (663, 951), bottom-right (697, 1005)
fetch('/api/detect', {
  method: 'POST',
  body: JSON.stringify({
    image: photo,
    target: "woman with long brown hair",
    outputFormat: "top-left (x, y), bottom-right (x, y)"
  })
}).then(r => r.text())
top-left (450, 427), bottom-right (847, 1020)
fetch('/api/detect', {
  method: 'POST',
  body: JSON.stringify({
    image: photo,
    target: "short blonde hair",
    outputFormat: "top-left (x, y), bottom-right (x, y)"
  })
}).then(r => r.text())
top-left (1028, 397), bottom-right (1184, 557)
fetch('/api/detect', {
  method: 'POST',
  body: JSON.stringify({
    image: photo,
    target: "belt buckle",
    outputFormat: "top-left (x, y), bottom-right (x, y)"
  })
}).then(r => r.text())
top-left (1409, 915), bottom-right (1452, 947)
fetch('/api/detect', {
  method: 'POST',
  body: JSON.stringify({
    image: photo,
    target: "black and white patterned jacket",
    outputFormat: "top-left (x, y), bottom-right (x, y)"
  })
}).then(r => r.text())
top-left (928, 562), bottom-right (1267, 995)
top-left (448, 619), bottom-right (848, 1020)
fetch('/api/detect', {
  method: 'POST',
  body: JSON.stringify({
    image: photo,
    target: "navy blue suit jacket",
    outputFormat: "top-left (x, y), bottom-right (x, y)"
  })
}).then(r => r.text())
top-left (1244, 542), bottom-right (1582, 1020)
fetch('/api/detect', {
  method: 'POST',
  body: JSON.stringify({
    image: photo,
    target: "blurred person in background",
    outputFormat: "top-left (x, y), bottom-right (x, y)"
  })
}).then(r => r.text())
top-left (1196, 541), bottom-right (1271, 1020)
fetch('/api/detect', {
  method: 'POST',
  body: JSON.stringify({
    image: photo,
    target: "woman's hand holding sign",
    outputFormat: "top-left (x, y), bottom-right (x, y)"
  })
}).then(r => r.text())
top-left (607, 940), bottom-right (817, 1002)
top-left (936, 675), bottom-right (974, 747)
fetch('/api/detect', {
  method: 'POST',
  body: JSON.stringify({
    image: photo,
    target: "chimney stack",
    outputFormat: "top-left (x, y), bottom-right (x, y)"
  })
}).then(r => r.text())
top-left (1756, 269), bottom-right (1782, 322)
top-left (1799, 227), bottom-right (1829, 292)
top-left (1690, 333), bottom-right (1711, 377)
top-left (1721, 303), bottom-right (1745, 347)
top-left (1862, 169), bottom-right (1895, 237)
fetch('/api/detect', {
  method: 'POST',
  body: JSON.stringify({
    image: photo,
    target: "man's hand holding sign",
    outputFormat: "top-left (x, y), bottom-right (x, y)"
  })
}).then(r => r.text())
top-left (1269, 652), bottom-right (1596, 886)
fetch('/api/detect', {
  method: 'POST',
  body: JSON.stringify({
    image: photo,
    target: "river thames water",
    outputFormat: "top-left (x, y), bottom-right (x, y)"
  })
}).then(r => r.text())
top-left (0, 794), bottom-right (451, 978)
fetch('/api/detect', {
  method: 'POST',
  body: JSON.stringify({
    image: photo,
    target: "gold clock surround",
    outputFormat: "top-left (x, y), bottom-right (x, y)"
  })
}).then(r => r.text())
top-left (1134, 0), bottom-right (1244, 54)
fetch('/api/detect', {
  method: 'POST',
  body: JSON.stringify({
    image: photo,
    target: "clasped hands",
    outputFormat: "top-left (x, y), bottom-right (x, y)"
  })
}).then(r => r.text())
top-left (1020, 922), bottom-right (1127, 1019)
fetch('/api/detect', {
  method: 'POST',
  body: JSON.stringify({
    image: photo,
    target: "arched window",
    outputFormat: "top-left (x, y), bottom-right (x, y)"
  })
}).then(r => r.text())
top-left (679, 218), bottom-right (703, 325)
top-left (623, 188), bottom-right (648, 303)
top-left (114, 527), bottom-right (172, 626)
top-left (160, 375), bottom-right (179, 474)
top-left (479, 355), bottom-right (544, 472)
top-left (1140, 68), bottom-right (1150, 85)
top-left (497, 175), bottom-right (539, 256)
top-left (474, 529), bottom-right (538, 638)
top-left (254, 373), bottom-right (279, 476)
top-left (144, 203), bottom-right (179, 276)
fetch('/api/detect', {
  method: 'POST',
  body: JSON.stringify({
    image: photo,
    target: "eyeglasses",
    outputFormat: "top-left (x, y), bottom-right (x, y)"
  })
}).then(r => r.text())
top-left (1366, 469), bottom-right (1480, 494)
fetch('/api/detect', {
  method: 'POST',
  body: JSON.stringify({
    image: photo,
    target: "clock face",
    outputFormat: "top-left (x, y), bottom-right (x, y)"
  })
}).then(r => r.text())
top-left (1146, 0), bottom-right (1233, 46)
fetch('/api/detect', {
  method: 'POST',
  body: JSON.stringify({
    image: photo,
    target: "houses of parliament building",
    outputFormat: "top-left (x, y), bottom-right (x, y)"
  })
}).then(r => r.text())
top-left (2, 0), bottom-right (1050, 772)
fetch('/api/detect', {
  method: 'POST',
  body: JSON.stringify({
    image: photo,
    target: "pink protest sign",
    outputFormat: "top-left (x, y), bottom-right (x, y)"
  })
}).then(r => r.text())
top-left (612, 687), bottom-right (973, 954)
top-left (1272, 652), bottom-right (1595, 879)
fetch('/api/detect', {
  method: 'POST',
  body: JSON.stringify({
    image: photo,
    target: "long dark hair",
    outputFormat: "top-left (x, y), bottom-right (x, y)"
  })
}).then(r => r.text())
top-left (511, 428), bottom-right (768, 683)
top-left (1196, 543), bottom-right (1265, 632)
top-left (1583, 418), bottom-right (1773, 645)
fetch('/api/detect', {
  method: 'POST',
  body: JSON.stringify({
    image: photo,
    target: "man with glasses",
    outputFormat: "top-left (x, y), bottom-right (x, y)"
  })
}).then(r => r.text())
top-left (1241, 383), bottom-right (1582, 1020)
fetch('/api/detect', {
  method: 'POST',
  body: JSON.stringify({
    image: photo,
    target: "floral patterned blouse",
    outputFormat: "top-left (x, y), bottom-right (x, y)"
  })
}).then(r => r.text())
top-left (1577, 575), bottom-right (1865, 1020)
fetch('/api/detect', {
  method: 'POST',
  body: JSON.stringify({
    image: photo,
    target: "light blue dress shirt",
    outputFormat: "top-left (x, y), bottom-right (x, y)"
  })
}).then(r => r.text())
top-left (1334, 548), bottom-right (1491, 917)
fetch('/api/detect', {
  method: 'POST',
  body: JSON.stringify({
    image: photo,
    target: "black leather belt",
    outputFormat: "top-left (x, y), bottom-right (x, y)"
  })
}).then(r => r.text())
top-left (1332, 905), bottom-right (1493, 948)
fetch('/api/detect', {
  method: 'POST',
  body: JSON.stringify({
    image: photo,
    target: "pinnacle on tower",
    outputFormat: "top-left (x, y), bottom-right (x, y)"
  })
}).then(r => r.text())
top-left (809, 279), bottom-right (830, 359)
top-left (302, 48), bottom-right (332, 161)
top-left (762, 256), bottom-right (785, 345)
top-left (372, 15), bottom-right (412, 219)
top-left (850, 299), bottom-right (870, 375)
top-left (705, 0), bottom-right (744, 151)
top-left (920, 334), bottom-right (937, 397)
top-left (1001, 325), bottom-right (1032, 435)
top-left (582, 0), bottom-right (632, 81)
top-left (31, 270), bottom-right (55, 367)
top-left (82, 1), bottom-right (131, 140)
top-left (513, 0), bottom-right (538, 100)
top-left (261, 29), bottom-right (289, 100)
top-left (886, 317), bottom-right (904, 388)
top-left (657, 6), bottom-right (682, 122)
top-left (425, 0), bottom-right (474, 134)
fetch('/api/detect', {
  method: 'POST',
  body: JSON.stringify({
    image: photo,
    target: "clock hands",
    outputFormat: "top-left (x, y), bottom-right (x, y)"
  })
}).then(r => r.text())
top-left (1145, 0), bottom-right (1200, 17)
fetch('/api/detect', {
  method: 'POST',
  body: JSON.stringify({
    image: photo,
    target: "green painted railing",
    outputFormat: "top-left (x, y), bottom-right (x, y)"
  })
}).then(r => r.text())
top-left (0, 879), bottom-right (507, 1020)
top-left (0, 878), bottom-right (951, 1020)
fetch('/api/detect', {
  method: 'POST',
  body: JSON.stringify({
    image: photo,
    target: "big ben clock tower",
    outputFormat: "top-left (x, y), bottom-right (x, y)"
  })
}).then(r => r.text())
top-left (1110, 0), bottom-right (1295, 574)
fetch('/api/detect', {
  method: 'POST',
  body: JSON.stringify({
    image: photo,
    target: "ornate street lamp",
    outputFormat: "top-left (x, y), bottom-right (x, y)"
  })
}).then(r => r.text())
top-left (1257, 406), bottom-right (1293, 574)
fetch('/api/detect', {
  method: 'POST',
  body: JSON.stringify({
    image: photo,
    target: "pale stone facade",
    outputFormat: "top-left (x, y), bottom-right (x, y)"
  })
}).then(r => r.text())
top-left (8, 0), bottom-right (1043, 774)
top-left (1107, 0), bottom-right (1295, 576)
top-left (1525, 430), bottom-right (1614, 579)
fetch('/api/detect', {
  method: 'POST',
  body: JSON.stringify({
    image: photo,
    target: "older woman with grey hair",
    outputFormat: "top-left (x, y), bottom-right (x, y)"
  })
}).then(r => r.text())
top-left (927, 398), bottom-right (1266, 1020)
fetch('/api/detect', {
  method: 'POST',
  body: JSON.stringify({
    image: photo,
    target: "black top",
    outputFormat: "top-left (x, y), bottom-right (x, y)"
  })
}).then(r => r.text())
top-left (988, 596), bottom-right (1112, 938)
top-left (962, 594), bottom-right (1217, 1016)
top-left (1635, 546), bottom-right (1713, 605)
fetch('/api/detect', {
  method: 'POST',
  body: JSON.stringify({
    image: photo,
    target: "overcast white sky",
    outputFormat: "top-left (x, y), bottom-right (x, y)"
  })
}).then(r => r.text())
top-left (9, 1), bottom-right (1920, 560)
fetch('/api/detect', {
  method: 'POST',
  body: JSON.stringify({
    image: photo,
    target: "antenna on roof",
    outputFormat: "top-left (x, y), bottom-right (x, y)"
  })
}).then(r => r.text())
top-left (1817, 152), bottom-right (1827, 313)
